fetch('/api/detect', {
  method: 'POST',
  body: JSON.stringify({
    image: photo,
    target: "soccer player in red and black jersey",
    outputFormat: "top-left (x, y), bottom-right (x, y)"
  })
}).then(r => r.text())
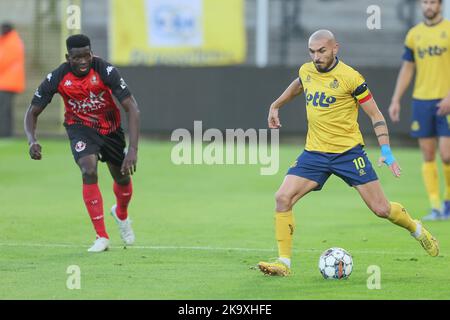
top-left (24, 34), bottom-right (140, 252)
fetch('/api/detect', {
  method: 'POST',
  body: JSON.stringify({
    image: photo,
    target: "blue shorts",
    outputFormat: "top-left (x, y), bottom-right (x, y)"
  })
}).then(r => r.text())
top-left (411, 99), bottom-right (450, 138)
top-left (287, 145), bottom-right (378, 191)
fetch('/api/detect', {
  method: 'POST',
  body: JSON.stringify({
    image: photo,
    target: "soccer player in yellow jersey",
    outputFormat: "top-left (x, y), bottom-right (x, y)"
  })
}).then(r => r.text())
top-left (389, 0), bottom-right (450, 220)
top-left (258, 30), bottom-right (439, 277)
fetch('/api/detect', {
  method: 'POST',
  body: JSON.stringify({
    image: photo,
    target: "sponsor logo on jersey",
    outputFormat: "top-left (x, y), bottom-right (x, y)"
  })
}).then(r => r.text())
top-left (68, 91), bottom-right (106, 113)
top-left (417, 45), bottom-right (447, 58)
top-left (75, 141), bottom-right (86, 152)
top-left (304, 89), bottom-right (336, 107)
top-left (64, 80), bottom-right (72, 87)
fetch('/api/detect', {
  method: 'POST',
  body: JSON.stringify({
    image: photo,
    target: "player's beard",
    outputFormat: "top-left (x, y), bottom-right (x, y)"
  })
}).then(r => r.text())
top-left (423, 9), bottom-right (440, 20)
top-left (314, 55), bottom-right (336, 72)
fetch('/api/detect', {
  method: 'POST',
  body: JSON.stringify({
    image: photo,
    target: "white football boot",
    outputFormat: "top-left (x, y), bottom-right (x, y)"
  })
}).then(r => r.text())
top-left (111, 204), bottom-right (135, 245)
top-left (87, 237), bottom-right (110, 252)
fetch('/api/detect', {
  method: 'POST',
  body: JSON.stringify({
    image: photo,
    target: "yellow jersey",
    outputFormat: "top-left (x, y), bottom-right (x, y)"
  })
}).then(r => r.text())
top-left (299, 59), bottom-right (372, 153)
top-left (404, 19), bottom-right (450, 100)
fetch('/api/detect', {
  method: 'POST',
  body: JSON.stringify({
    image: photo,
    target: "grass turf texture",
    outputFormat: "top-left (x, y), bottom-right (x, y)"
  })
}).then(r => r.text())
top-left (0, 138), bottom-right (449, 299)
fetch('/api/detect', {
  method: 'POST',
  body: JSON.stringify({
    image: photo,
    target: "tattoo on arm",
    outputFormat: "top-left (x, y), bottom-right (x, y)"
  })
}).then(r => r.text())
top-left (373, 121), bottom-right (386, 129)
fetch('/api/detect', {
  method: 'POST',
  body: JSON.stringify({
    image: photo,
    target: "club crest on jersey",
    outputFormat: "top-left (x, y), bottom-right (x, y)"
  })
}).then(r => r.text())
top-left (329, 79), bottom-right (339, 89)
top-left (305, 75), bottom-right (311, 83)
top-left (304, 89), bottom-right (336, 107)
top-left (75, 141), bottom-right (86, 152)
top-left (90, 75), bottom-right (99, 85)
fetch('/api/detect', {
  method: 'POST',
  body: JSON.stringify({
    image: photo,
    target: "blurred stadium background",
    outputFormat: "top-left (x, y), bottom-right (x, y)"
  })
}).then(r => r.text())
top-left (0, 0), bottom-right (442, 141)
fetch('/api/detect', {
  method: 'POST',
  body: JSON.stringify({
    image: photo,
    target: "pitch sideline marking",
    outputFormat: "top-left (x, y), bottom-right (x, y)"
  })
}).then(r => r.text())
top-left (0, 242), bottom-right (426, 256)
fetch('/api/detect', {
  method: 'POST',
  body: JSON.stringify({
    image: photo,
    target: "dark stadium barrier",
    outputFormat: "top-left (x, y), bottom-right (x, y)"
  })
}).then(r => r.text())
top-left (119, 66), bottom-right (414, 140)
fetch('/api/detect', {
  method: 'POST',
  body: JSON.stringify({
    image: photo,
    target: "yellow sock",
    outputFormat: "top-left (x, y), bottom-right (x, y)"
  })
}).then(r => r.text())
top-left (422, 161), bottom-right (441, 209)
top-left (443, 163), bottom-right (450, 200)
top-left (275, 211), bottom-right (295, 259)
top-left (387, 202), bottom-right (417, 233)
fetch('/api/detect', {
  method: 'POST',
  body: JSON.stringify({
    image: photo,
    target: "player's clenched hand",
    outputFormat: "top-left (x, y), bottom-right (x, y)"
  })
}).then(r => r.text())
top-left (437, 97), bottom-right (450, 116)
top-left (268, 107), bottom-right (281, 129)
top-left (388, 101), bottom-right (401, 122)
top-left (121, 147), bottom-right (137, 175)
top-left (29, 142), bottom-right (42, 160)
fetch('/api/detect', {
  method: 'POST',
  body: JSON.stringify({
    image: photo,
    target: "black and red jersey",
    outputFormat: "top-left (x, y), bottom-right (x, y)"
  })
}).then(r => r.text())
top-left (31, 57), bottom-right (131, 135)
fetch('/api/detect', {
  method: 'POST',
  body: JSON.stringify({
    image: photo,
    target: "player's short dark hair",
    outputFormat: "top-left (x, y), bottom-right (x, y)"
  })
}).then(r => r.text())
top-left (66, 34), bottom-right (91, 52)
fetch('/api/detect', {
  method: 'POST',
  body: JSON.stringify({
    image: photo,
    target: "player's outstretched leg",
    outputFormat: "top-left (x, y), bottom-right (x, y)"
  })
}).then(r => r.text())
top-left (78, 155), bottom-right (110, 252)
top-left (258, 176), bottom-right (318, 276)
top-left (388, 202), bottom-right (439, 257)
top-left (356, 181), bottom-right (439, 257)
top-left (108, 163), bottom-right (135, 245)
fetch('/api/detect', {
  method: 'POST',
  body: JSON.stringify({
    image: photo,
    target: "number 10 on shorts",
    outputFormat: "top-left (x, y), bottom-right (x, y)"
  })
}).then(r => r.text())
top-left (353, 157), bottom-right (366, 170)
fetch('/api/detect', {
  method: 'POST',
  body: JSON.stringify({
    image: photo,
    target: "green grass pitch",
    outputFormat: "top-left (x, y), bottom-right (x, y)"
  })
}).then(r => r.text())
top-left (0, 138), bottom-right (449, 299)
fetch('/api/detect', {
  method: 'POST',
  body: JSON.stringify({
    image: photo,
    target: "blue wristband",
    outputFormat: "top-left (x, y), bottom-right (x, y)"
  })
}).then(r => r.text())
top-left (381, 144), bottom-right (395, 166)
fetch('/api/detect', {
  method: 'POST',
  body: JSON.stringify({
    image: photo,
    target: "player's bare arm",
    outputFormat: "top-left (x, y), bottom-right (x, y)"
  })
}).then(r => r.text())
top-left (24, 104), bottom-right (45, 160)
top-left (120, 95), bottom-right (140, 175)
top-left (360, 97), bottom-right (401, 177)
top-left (389, 61), bottom-right (415, 122)
top-left (268, 78), bottom-right (303, 128)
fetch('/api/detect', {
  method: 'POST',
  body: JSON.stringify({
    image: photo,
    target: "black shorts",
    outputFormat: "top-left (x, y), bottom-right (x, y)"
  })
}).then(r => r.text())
top-left (66, 124), bottom-right (126, 167)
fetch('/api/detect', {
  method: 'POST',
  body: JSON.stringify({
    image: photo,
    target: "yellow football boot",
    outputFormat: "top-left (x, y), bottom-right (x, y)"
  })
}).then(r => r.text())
top-left (258, 260), bottom-right (291, 276)
top-left (413, 220), bottom-right (439, 257)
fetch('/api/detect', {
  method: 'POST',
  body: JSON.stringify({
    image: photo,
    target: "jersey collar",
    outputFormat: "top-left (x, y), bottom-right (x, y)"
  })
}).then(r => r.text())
top-left (317, 57), bottom-right (339, 73)
top-left (424, 17), bottom-right (444, 27)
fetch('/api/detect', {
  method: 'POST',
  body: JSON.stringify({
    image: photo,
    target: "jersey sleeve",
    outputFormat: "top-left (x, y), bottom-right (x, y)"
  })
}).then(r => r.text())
top-left (30, 72), bottom-right (59, 108)
top-left (403, 29), bottom-right (415, 62)
top-left (298, 64), bottom-right (307, 87)
top-left (96, 58), bottom-right (132, 102)
top-left (350, 71), bottom-right (372, 104)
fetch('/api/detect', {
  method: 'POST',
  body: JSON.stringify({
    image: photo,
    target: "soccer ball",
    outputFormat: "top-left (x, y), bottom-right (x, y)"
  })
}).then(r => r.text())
top-left (318, 247), bottom-right (353, 280)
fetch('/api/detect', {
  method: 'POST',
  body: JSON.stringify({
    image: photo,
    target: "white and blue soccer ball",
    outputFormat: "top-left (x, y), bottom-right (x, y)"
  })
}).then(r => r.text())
top-left (318, 247), bottom-right (353, 280)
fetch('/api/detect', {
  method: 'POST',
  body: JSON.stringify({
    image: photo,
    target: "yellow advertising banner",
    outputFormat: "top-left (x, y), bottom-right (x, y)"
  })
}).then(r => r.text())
top-left (110, 0), bottom-right (246, 66)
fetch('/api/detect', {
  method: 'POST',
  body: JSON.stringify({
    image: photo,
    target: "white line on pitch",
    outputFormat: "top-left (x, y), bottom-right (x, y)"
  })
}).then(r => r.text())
top-left (0, 242), bottom-right (427, 256)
